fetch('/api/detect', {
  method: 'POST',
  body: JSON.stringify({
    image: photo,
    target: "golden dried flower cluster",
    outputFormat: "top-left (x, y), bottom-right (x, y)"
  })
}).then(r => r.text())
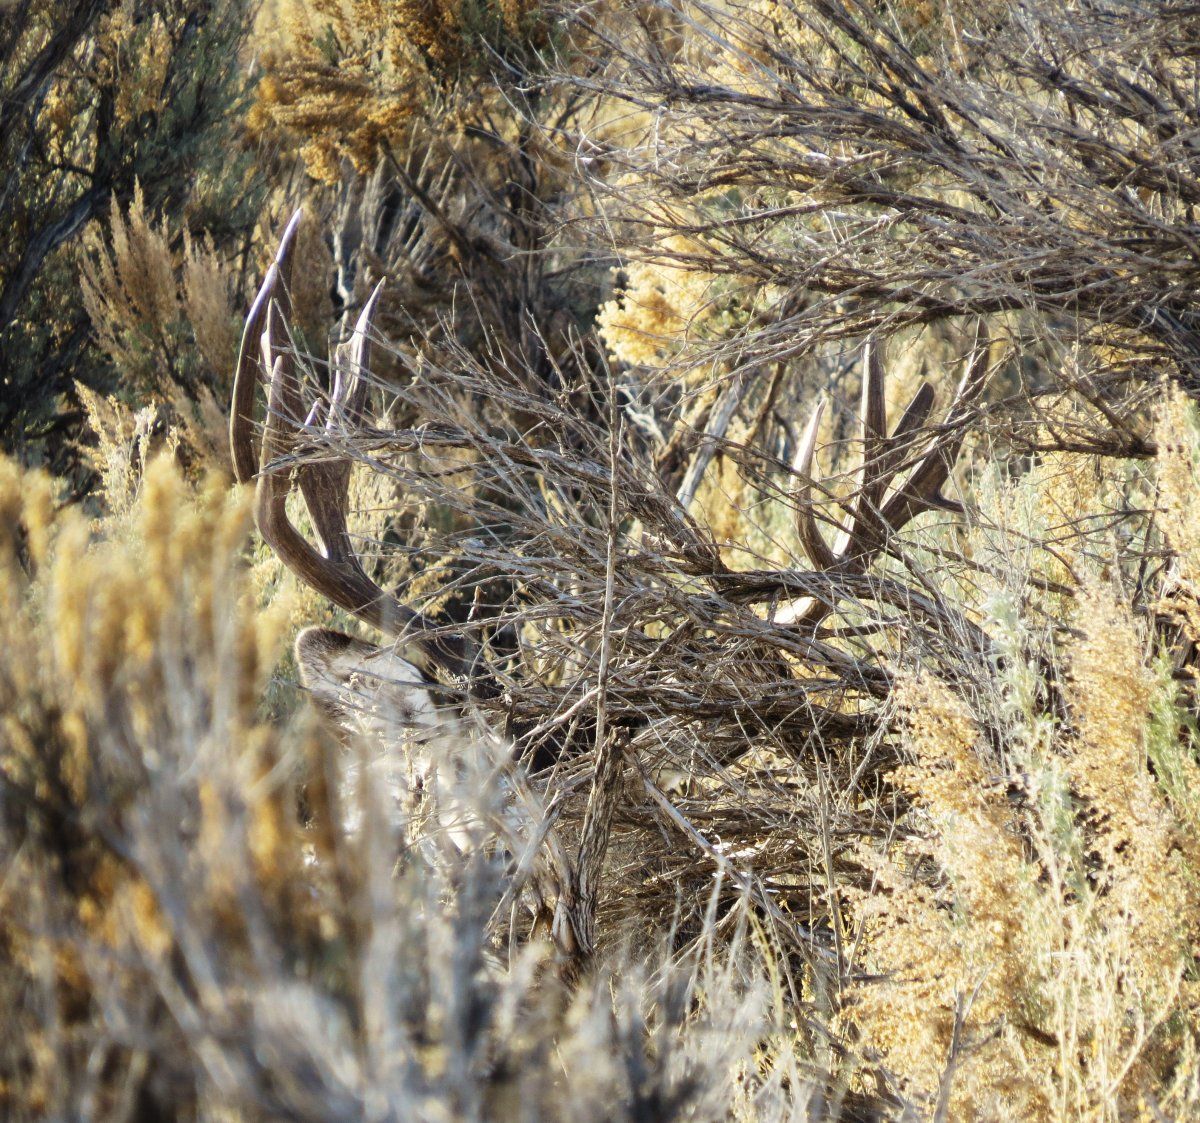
top-left (253, 0), bottom-right (543, 182)
top-left (598, 241), bottom-right (722, 370)
top-left (843, 596), bottom-right (1200, 1118)
top-left (79, 184), bottom-right (240, 469)
top-left (0, 455), bottom-right (319, 1111)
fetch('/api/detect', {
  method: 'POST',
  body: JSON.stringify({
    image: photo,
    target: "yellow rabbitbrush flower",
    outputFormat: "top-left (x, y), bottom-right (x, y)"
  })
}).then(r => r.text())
top-left (842, 671), bottom-right (1049, 1120)
top-left (0, 455), bottom-right (323, 1116)
top-left (254, 0), bottom-right (544, 181)
top-left (1156, 385), bottom-right (1200, 575)
top-left (1154, 385), bottom-right (1200, 666)
top-left (843, 592), bottom-right (1200, 1120)
top-left (598, 241), bottom-right (723, 371)
top-left (96, 9), bottom-right (176, 129)
top-left (1063, 585), bottom-right (1200, 1060)
top-left (80, 186), bottom-right (242, 471)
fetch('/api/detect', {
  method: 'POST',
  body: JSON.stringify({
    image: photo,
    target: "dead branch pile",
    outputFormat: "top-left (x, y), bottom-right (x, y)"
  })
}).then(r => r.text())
top-left (261, 297), bottom-right (1001, 975)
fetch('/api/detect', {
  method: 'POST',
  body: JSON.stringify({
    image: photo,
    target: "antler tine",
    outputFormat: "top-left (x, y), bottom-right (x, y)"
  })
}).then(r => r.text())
top-left (296, 281), bottom-right (384, 569)
top-left (888, 381), bottom-right (937, 449)
top-left (339, 278), bottom-right (385, 428)
top-left (840, 379), bottom-right (937, 553)
top-left (837, 337), bottom-right (890, 557)
top-left (791, 397), bottom-right (838, 571)
top-left (264, 300), bottom-right (306, 430)
top-left (229, 209), bottom-right (303, 483)
top-left (881, 323), bottom-right (990, 530)
top-left (274, 208), bottom-right (303, 315)
top-left (231, 263), bottom-right (278, 482)
top-left (858, 337), bottom-right (888, 494)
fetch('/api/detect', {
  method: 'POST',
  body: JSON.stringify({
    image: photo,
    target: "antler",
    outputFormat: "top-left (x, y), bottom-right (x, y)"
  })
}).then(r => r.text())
top-left (229, 210), bottom-right (479, 684)
top-left (783, 329), bottom-right (990, 627)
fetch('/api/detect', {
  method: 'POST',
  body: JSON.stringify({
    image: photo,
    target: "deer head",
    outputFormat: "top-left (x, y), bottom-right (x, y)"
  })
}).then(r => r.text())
top-left (229, 212), bottom-right (491, 752)
top-left (231, 211), bottom-right (994, 737)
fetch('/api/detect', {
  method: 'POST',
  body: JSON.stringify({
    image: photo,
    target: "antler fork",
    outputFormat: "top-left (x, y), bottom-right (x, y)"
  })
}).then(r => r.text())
top-left (782, 330), bottom-right (990, 627)
top-left (228, 210), bottom-right (479, 684)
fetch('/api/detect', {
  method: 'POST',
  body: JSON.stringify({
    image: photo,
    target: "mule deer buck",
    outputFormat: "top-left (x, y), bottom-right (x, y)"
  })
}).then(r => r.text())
top-left (230, 212), bottom-right (992, 960)
top-left (230, 212), bottom-right (590, 954)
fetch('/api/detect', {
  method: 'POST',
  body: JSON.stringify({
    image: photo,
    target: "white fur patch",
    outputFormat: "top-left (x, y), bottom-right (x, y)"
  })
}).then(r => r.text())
top-left (295, 626), bottom-right (442, 741)
top-left (295, 627), bottom-right (480, 846)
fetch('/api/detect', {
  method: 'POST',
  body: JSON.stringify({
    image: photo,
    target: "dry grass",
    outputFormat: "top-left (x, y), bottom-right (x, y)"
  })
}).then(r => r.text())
top-left (5, 0), bottom-right (1200, 1118)
top-left (0, 452), bottom-right (841, 1121)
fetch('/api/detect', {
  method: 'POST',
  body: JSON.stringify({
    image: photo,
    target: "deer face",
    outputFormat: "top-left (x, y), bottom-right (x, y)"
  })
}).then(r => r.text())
top-left (295, 626), bottom-right (515, 856)
top-left (294, 626), bottom-right (467, 834)
top-left (295, 626), bottom-right (443, 744)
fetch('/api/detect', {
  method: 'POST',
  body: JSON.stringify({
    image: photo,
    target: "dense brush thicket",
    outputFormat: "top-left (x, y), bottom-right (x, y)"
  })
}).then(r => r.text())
top-left (3, 1), bottom-right (1200, 1119)
top-left (0, 0), bottom-right (260, 476)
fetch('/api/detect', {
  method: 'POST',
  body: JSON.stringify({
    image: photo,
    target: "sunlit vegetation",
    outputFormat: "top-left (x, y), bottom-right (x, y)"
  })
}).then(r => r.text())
top-left (2, 1), bottom-right (1199, 1118)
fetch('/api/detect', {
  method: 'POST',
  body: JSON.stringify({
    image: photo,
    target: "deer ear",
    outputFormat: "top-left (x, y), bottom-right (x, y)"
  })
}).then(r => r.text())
top-left (295, 627), bottom-right (441, 737)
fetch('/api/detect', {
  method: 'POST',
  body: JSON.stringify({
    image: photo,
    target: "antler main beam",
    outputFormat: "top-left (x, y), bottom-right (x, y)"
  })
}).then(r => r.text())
top-left (229, 210), bottom-right (478, 684)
